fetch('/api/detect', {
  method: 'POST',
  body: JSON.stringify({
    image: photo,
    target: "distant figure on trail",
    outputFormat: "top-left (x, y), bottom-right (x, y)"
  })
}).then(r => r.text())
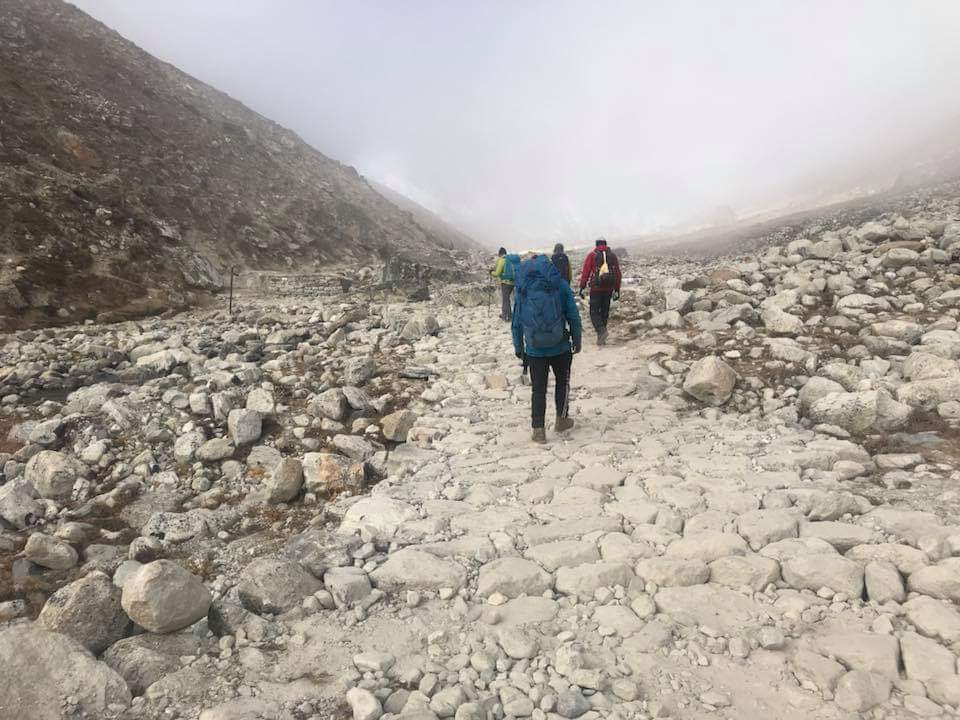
top-left (491, 247), bottom-right (521, 322)
top-left (512, 254), bottom-right (583, 444)
top-left (578, 238), bottom-right (622, 346)
top-left (550, 243), bottom-right (572, 284)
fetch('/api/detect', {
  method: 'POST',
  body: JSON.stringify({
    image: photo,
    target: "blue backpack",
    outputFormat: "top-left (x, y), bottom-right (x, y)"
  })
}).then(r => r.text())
top-left (502, 253), bottom-right (521, 282)
top-left (517, 256), bottom-right (567, 349)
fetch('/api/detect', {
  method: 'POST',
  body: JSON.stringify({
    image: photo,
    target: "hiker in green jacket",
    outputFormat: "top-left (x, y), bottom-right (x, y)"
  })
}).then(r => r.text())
top-left (491, 248), bottom-right (520, 322)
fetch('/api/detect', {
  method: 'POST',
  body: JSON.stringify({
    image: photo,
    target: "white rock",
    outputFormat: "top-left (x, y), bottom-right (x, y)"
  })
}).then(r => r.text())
top-left (683, 356), bottom-right (736, 406)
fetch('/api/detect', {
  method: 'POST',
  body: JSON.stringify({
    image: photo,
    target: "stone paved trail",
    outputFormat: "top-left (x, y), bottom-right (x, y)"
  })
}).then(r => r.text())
top-left (315, 302), bottom-right (960, 720)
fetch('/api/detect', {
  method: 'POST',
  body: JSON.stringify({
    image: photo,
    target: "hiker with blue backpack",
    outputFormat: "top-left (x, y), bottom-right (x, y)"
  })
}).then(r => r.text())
top-left (491, 247), bottom-right (522, 321)
top-left (512, 254), bottom-right (583, 443)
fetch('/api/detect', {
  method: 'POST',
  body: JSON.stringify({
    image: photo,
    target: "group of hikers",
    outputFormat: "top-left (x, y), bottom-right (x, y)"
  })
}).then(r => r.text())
top-left (490, 239), bottom-right (622, 443)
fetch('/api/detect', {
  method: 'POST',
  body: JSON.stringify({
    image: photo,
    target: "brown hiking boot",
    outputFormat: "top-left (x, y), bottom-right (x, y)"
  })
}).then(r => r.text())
top-left (532, 428), bottom-right (547, 443)
top-left (555, 417), bottom-right (574, 433)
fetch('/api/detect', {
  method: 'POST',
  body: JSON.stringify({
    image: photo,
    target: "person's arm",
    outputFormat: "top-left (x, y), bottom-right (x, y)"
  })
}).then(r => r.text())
top-left (562, 283), bottom-right (583, 350)
top-left (491, 257), bottom-right (505, 279)
top-left (578, 253), bottom-right (595, 290)
top-left (564, 257), bottom-right (572, 283)
top-left (511, 292), bottom-right (524, 357)
top-left (613, 254), bottom-right (622, 291)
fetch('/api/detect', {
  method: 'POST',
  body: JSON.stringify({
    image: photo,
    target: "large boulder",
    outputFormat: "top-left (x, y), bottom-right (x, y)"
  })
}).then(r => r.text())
top-left (781, 555), bottom-right (864, 597)
top-left (24, 450), bottom-right (84, 499)
top-left (0, 626), bottom-right (131, 719)
top-left (121, 560), bottom-right (211, 633)
top-left (683, 357), bottom-right (736, 406)
top-left (897, 377), bottom-right (960, 411)
top-left (23, 532), bottom-right (77, 570)
top-left (238, 557), bottom-right (322, 614)
top-left (0, 480), bottom-right (42, 529)
top-left (477, 558), bottom-right (553, 598)
top-left (370, 548), bottom-right (467, 591)
top-left (103, 633), bottom-right (209, 696)
top-left (807, 389), bottom-right (912, 434)
top-left (37, 572), bottom-right (129, 653)
top-left (302, 452), bottom-right (364, 494)
top-left (308, 388), bottom-right (349, 421)
top-left (799, 377), bottom-right (846, 415)
top-left (400, 314), bottom-right (440, 341)
top-left (381, 409), bottom-right (417, 442)
top-left (265, 457), bottom-right (304, 504)
top-left (227, 409), bottom-right (262, 446)
top-left (761, 305), bottom-right (803, 335)
top-left (344, 355), bottom-right (378, 385)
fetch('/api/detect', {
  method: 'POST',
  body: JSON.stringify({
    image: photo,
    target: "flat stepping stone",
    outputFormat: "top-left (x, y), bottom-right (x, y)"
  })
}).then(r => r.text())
top-left (370, 549), bottom-right (466, 592)
top-left (524, 540), bottom-right (600, 572)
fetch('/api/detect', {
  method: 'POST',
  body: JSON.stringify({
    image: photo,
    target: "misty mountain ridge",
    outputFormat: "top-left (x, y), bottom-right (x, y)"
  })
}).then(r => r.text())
top-left (0, 0), bottom-right (480, 329)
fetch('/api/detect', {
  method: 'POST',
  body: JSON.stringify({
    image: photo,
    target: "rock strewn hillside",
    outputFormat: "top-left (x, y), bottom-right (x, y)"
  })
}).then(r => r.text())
top-left (0, 0), bottom-right (476, 329)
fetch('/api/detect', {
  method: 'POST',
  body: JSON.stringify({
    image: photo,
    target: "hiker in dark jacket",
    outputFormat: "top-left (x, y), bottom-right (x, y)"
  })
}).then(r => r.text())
top-left (550, 243), bottom-right (572, 284)
top-left (577, 238), bottom-right (622, 346)
top-left (512, 254), bottom-right (583, 443)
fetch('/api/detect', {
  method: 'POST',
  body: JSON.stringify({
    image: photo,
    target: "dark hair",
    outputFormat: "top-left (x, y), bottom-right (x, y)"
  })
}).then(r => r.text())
top-left (595, 238), bottom-right (608, 247)
top-left (498, 247), bottom-right (506, 256)
top-left (553, 243), bottom-right (564, 254)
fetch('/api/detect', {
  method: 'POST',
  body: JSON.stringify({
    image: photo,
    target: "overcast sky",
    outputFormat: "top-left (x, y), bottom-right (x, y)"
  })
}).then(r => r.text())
top-left (72, 0), bottom-right (960, 247)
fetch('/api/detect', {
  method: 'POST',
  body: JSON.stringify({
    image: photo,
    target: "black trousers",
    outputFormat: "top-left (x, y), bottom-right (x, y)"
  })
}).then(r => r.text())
top-left (528, 352), bottom-right (572, 429)
top-left (500, 283), bottom-right (514, 321)
top-left (589, 292), bottom-right (613, 334)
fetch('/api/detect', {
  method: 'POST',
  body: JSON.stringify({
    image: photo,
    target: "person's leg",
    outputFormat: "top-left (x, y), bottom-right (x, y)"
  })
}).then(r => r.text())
top-left (506, 284), bottom-right (515, 321)
top-left (551, 352), bottom-right (572, 418)
top-left (528, 356), bottom-right (548, 429)
top-left (598, 292), bottom-right (612, 342)
top-left (588, 293), bottom-right (603, 336)
top-left (600, 292), bottom-right (612, 328)
top-left (500, 283), bottom-right (511, 320)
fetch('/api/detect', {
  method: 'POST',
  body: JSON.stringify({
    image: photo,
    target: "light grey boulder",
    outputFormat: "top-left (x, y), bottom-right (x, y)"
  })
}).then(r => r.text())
top-left (400, 314), bottom-right (440, 341)
top-left (807, 389), bottom-right (912, 434)
top-left (0, 479), bottom-right (42, 528)
top-left (309, 388), bottom-right (349, 421)
top-left (344, 355), bottom-right (377, 385)
top-left (0, 626), bottom-right (131, 719)
top-left (371, 548), bottom-right (466, 592)
top-left (781, 554), bottom-right (864, 597)
top-left (227, 409), bottom-right (262, 446)
top-left (864, 561), bottom-right (905, 604)
top-left (381, 409), bottom-right (417, 442)
top-left (835, 670), bottom-right (892, 713)
top-left (37, 572), bottom-right (128, 654)
top-left (24, 532), bottom-right (78, 569)
top-left (900, 631), bottom-right (955, 682)
top-left (814, 632), bottom-right (900, 679)
top-left (302, 452), bottom-right (364, 494)
top-left (477, 558), bottom-right (553, 598)
top-left (121, 560), bottom-right (211, 633)
top-left (761, 305), bottom-right (803, 335)
top-left (324, 567), bottom-right (372, 608)
top-left (265, 457), bottom-right (303, 504)
top-left (24, 450), bottom-right (84, 499)
top-left (683, 356), bottom-right (736, 406)
top-left (238, 557), bottom-right (322, 614)
top-left (798, 377), bottom-right (846, 415)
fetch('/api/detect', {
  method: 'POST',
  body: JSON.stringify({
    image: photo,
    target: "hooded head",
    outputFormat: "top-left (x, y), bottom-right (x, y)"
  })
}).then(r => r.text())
top-left (553, 243), bottom-right (564, 254)
top-left (595, 238), bottom-right (608, 248)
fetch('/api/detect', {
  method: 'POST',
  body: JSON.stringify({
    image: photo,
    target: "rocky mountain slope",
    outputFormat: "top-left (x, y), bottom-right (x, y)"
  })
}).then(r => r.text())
top-left (0, 0), bottom-right (478, 330)
top-left (1, 185), bottom-right (960, 719)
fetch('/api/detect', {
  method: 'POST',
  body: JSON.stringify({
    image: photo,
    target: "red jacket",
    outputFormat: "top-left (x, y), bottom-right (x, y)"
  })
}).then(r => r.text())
top-left (578, 247), bottom-right (622, 293)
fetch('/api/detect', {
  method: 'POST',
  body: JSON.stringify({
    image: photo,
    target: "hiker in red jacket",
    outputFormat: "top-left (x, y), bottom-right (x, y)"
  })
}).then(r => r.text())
top-left (577, 238), bottom-right (622, 346)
